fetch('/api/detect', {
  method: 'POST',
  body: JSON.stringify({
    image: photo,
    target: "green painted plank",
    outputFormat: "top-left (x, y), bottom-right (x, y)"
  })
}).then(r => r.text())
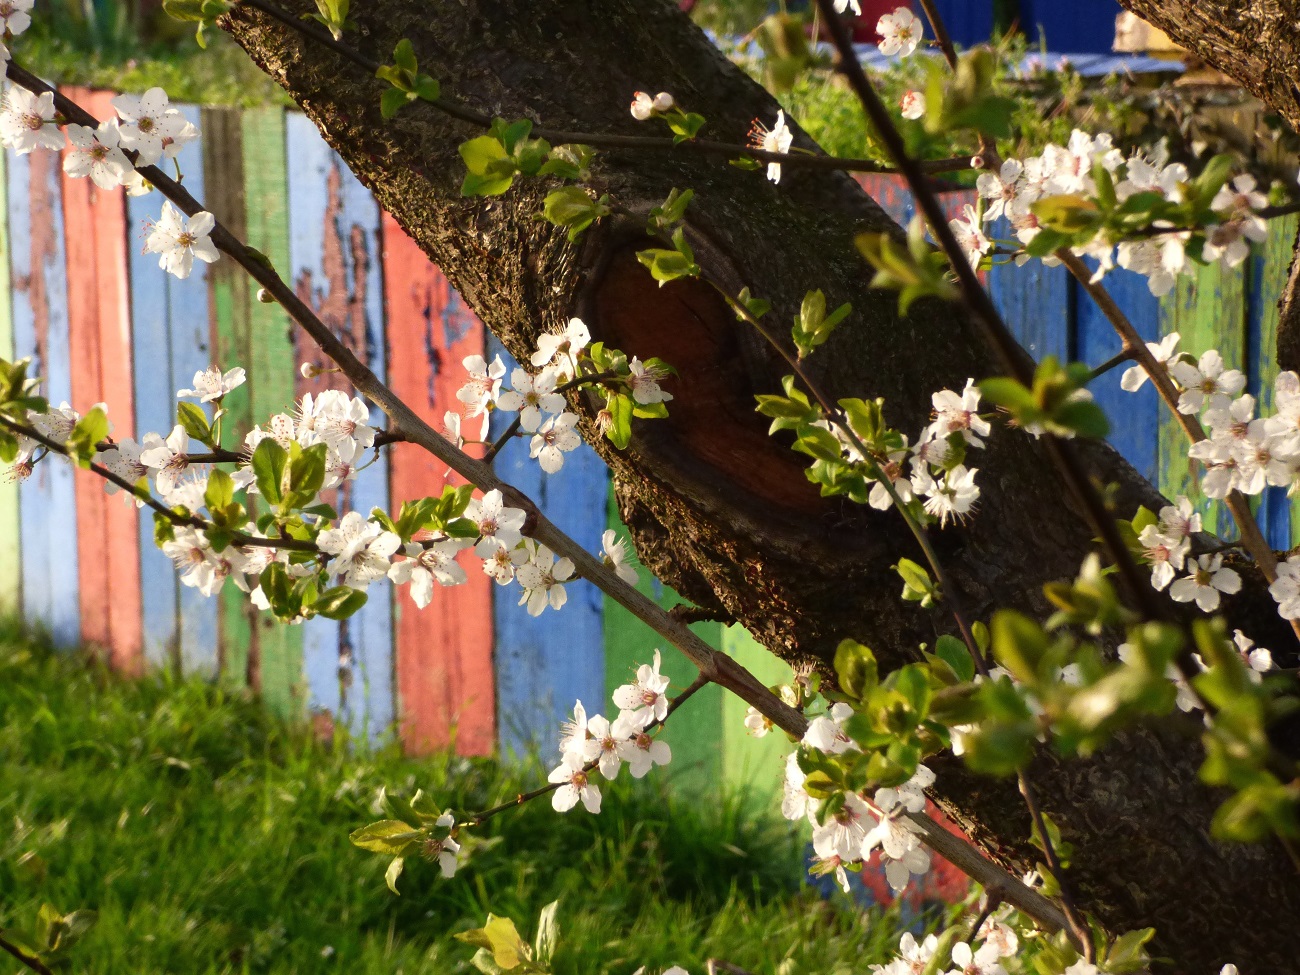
top-left (603, 480), bottom-right (724, 792)
top-left (0, 148), bottom-right (16, 618)
top-left (720, 625), bottom-right (793, 817)
top-left (203, 106), bottom-right (255, 691)
top-left (1158, 259), bottom-right (1247, 539)
top-left (242, 106), bottom-right (303, 720)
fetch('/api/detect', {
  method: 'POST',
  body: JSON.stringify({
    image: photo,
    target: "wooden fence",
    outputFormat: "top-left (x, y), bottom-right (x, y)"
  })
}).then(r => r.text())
top-left (2, 95), bottom-right (1296, 853)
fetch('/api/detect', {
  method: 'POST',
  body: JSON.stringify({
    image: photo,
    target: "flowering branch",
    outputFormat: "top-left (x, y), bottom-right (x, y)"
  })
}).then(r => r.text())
top-left (464, 672), bottom-right (711, 826)
top-left (233, 0), bottom-right (974, 177)
top-left (0, 414), bottom-right (319, 553)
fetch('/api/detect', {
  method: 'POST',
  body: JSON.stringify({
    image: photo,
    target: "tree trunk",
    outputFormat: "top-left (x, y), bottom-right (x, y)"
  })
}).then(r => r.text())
top-left (221, 2), bottom-right (1300, 969)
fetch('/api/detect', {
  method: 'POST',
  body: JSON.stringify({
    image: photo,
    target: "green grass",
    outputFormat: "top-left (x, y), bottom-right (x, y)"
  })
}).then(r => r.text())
top-left (0, 622), bottom-right (912, 974)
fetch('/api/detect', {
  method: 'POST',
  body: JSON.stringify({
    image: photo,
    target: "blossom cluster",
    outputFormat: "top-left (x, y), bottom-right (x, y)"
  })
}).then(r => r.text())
top-left (547, 651), bottom-right (674, 813)
top-left (0, 47), bottom-right (218, 281)
top-left (871, 922), bottom-right (1019, 975)
top-left (4, 360), bottom-right (640, 619)
top-left (1121, 335), bottom-right (1300, 621)
top-left (821, 379), bottom-right (986, 527)
top-left (452, 316), bottom-right (672, 473)
top-left (781, 703), bottom-right (935, 894)
top-left (959, 132), bottom-right (1270, 296)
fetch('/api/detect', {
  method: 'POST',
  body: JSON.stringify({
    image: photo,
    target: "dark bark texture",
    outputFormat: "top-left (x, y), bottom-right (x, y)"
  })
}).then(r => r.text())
top-left (222, 2), bottom-right (1300, 969)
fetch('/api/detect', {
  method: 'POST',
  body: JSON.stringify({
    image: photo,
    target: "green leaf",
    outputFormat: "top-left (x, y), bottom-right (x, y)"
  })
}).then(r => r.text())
top-left (834, 639), bottom-right (877, 700)
top-left (393, 38), bottom-right (417, 73)
top-left (349, 819), bottom-right (422, 855)
top-left (204, 468), bottom-right (235, 512)
top-left (533, 900), bottom-right (560, 966)
top-left (315, 585), bottom-right (368, 620)
top-left (67, 407), bottom-right (109, 469)
top-left (287, 442), bottom-right (328, 502)
top-left (934, 634), bottom-right (975, 683)
top-left (456, 915), bottom-right (530, 971)
top-left (385, 856), bottom-right (405, 895)
top-left (459, 135), bottom-right (516, 197)
top-left (605, 392), bottom-right (634, 450)
top-left (381, 87), bottom-right (410, 119)
top-left (252, 439), bottom-right (288, 505)
top-left (176, 401), bottom-right (213, 448)
top-left (541, 186), bottom-right (609, 241)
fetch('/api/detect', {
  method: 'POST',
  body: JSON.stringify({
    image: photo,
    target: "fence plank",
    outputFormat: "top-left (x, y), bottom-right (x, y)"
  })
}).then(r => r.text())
top-left (603, 480), bottom-right (723, 790)
top-left (286, 114), bottom-right (394, 742)
top-left (987, 239), bottom-right (1071, 365)
top-left (488, 335), bottom-right (607, 756)
top-left (202, 105), bottom-right (257, 690)
top-left (1078, 268), bottom-right (1162, 484)
top-left (719, 625), bottom-right (792, 813)
top-left (9, 146), bottom-right (79, 646)
top-left (128, 106), bottom-right (220, 675)
top-left (241, 105), bottom-right (304, 718)
top-left (0, 146), bottom-right (18, 618)
top-left (1158, 261), bottom-right (1247, 538)
top-left (1249, 215), bottom-right (1299, 549)
top-left (61, 88), bottom-right (142, 673)
top-left (382, 213), bottom-right (495, 755)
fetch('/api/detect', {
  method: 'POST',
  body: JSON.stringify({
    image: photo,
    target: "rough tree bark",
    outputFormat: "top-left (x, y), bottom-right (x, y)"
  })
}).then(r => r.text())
top-left (220, 2), bottom-right (1300, 969)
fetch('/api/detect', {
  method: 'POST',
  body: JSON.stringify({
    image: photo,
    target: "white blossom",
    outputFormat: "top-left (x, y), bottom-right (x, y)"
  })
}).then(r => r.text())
top-left (749, 110), bottom-right (793, 184)
top-left (1119, 332), bottom-right (1180, 392)
top-left (812, 791), bottom-right (873, 861)
top-left (495, 367), bottom-right (565, 432)
top-left (467, 488), bottom-right (526, 555)
top-left (529, 411), bottom-right (581, 474)
top-left (876, 6), bottom-right (923, 57)
top-left (145, 202), bottom-right (219, 279)
top-left (139, 424), bottom-right (193, 496)
top-left (1269, 555), bottom-right (1300, 620)
top-left (600, 528), bottom-right (638, 585)
top-left (547, 753), bottom-right (601, 813)
top-left (316, 512), bottom-right (401, 589)
top-left (612, 648), bottom-right (671, 728)
top-left (388, 539), bottom-right (471, 608)
top-left (0, 0), bottom-right (33, 37)
top-left (531, 318), bottom-right (590, 373)
top-left (63, 121), bottom-right (132, 190)
top-left (950, 204), bottom-right (991, 269)
top-left (456, 354), bottom-right (506, 419)
top-left (162, 526), bottom-right (226, 597)
top-left (1169, 553), bottom-right (1241, 613)
top-left (803, 701), bottom-right (858, 755)
top-left (1169, 349), bottom-right (1244, 415)
top-left (913, 465), bottom-right (980, 526)
top-left (515, 541), bottom-right (575, 616)
top-left (862, 814), bottom-right (930, 892)
top-left (927, 379), bottom-right (991, 446)
top-left (177, 365), bottom-right (246, 403)
top-left (627, 357), bottom-right (674, 405)
top-left (0, 88), bottom-right (62, 154)
top-left (112, 87), bottom-right (198, 167)
top-left (614, 717), bottom-right (672, 778)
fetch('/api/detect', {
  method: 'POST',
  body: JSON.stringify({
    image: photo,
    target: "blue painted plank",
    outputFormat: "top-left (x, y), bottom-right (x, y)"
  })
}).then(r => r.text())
top-left (1020, 0), bottom-right (1125, 55)
top-left (286, 113), bottom-right (394, 743)
top-left (922, 0), bottom-right (994, 48)
top-left (986, 218), bottom-right (1071, 364)
top-left (487, 334), bottom-right (607, 757)
top-left (127, 107), bottom-right (220, 676)
top-left (171, 105), bottom-right (220, 678)
top-left (1077, 266), bottom-right (1161, 485)
top-left (8, 147), bottom-right (79, 646)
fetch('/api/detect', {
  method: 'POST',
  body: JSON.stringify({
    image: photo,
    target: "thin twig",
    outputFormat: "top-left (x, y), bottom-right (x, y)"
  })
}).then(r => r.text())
top-left (0, 932), bottom-right (55, 975)
top-left (1018, 776), bottom-right (1094, 960)
top-left (234, 0), bottom-right (972, 177)
top-left (1085, 346), bottom-right (1136, 383)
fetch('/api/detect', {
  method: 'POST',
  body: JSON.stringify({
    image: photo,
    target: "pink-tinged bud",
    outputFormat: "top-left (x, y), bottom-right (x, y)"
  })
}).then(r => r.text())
top-left (899, 90), bottom-right (925, 120)
top-left (652, 91), bottom-right (675, 112)
top-left (630, 92), bottom-right (654, 121)
top-left (970, 155), bottom-right (985, 170)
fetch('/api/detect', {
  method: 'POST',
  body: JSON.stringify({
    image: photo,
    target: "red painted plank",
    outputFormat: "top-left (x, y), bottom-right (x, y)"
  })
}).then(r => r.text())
top-left (60, 86), bottom-right (142, 674)
top-left (381, 212), bottom-right (494, 756)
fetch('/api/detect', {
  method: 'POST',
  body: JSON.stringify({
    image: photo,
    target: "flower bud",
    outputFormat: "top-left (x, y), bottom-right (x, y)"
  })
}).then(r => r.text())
top-left (256, 287), bottom-right (274, 303)
top-left (652, 91), bottom-right (675, 112)
top-left (630, 92), bottom-right (654, 121)
top-left (300, 362), bottom-right (322, 380)
top-left (970, 155), bottom-right (985, 170)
